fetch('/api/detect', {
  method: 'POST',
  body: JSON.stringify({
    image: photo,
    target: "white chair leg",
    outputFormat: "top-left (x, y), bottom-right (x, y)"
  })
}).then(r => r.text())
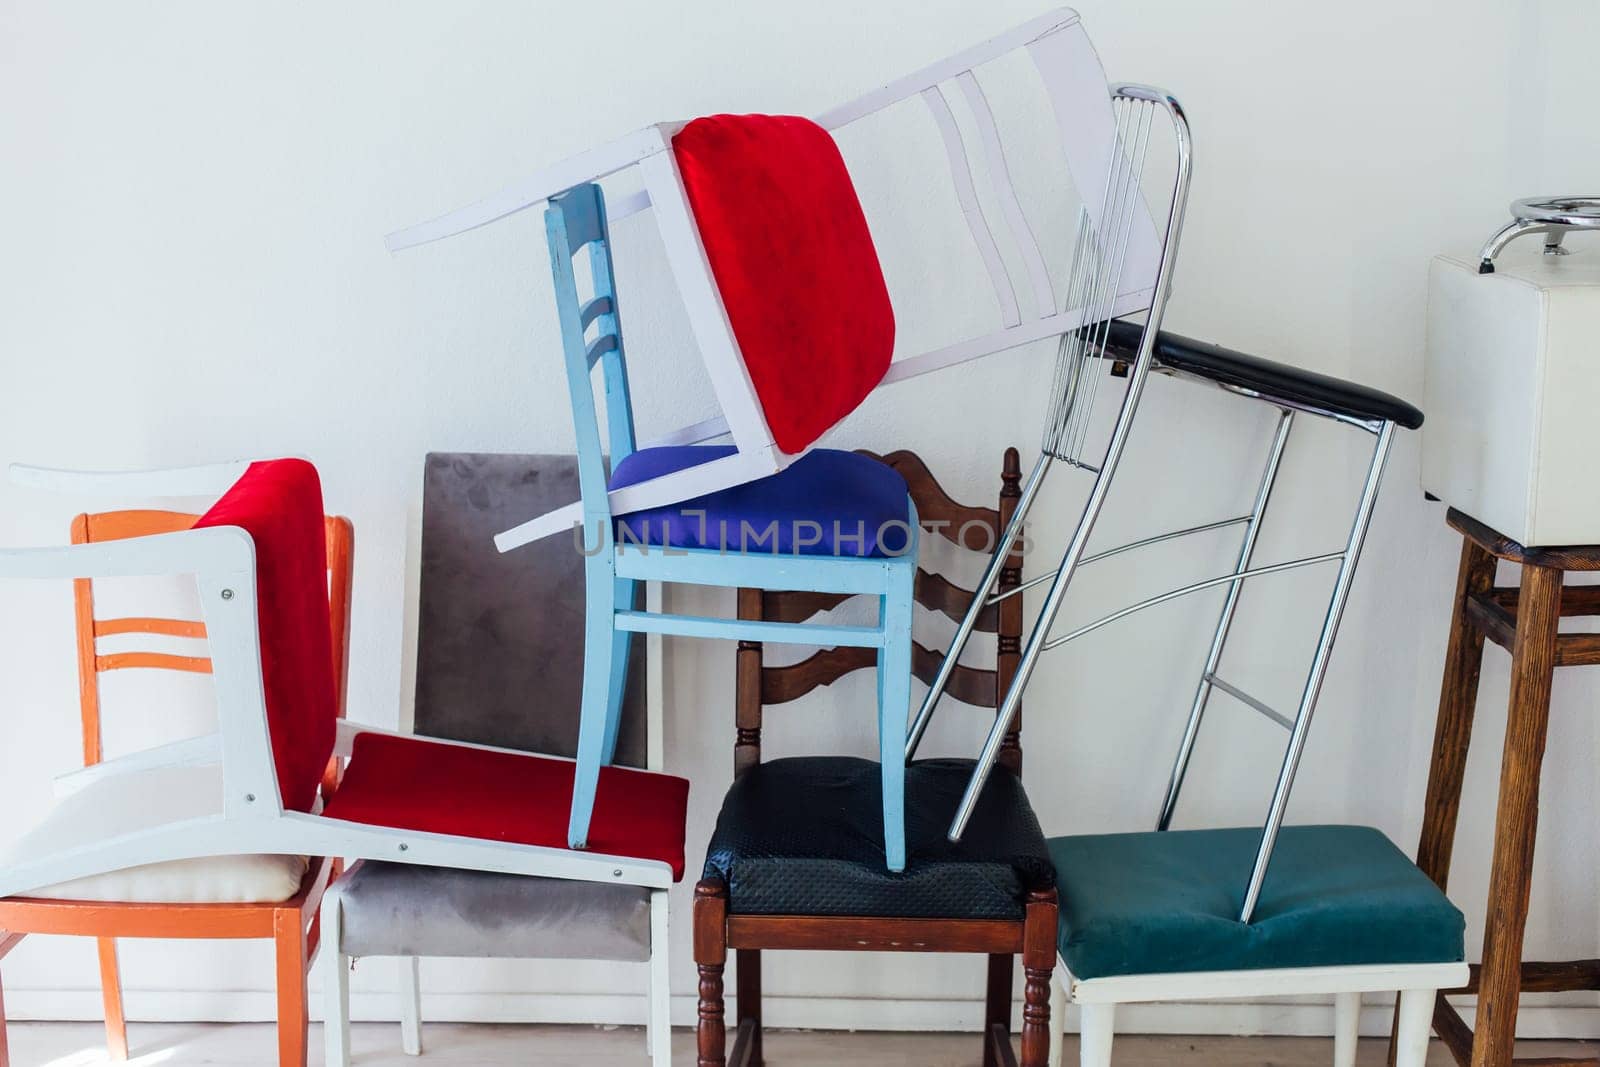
top-left (1048, 973), bottom-right (1067, 1067)
top-left (647, 890), bottom-right (671, 1065)
top-left (1393, 988), bottom-right (1435, 1067)
top-left (399, 956), bottom-right (422, 1056)
top-left (1332, 991), bottom-right (1360, 1067)
top-left (1078, 1002), bottom-right (1115, 1067)
top-left (321, 890), bottom-right (352, 1067)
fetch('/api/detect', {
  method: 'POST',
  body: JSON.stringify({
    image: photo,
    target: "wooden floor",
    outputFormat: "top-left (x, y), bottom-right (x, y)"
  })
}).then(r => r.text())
top-left (7, 1022), bottom-right (1599, 1065)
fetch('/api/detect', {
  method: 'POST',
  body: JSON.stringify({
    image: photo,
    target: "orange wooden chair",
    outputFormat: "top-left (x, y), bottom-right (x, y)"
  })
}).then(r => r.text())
top-left (0, 506), bottom-right (353, 1067)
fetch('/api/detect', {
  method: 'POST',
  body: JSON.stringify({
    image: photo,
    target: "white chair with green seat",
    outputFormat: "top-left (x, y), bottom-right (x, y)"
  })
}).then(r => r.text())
top-left (1040, 487), bottom-right (1467, 1067)
top-left (1046, 826), bottom-right (1466, 1066)
top-left (1026, 364), bottom-right (1461, 1063)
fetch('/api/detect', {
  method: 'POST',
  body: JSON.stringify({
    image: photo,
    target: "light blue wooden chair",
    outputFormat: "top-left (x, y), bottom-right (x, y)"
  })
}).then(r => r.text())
top-left (545, 183), bottom-right (919, 871)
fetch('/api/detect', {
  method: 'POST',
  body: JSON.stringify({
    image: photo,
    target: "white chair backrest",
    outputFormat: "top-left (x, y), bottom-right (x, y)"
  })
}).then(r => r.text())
top-left (385, 9), bottom-right (1182, 544)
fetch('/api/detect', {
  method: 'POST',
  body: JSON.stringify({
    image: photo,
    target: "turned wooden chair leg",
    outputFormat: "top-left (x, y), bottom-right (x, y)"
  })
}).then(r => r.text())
top-left (95, 937), bottom-right (130, 1060)
top-left (736, 948), bottom-right (762, 1067)
top-left (1020, 890), bottom-right (1058, 1067)
top-left (274, 908), bottom-right (310, 1067)
top-left (1470, 562), bottom-right (1563, 1067)
top-left (695, 880), bottom-right (728, 1067)
top-left (984, 953), bottom-right (1014, 1067)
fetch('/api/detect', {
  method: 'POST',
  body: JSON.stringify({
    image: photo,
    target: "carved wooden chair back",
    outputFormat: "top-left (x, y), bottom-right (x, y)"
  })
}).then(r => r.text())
top-left (733, 447), bottom-right (1025, 774)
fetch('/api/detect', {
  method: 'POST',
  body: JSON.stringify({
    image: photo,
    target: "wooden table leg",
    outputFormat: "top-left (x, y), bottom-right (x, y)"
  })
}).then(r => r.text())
top-left (1390, 538), bottom-right (1497, 1066)
top-left (1416, 539), bottom-right (1498, 890)
top-left (1471, 562), bottom-right (1563, 1067)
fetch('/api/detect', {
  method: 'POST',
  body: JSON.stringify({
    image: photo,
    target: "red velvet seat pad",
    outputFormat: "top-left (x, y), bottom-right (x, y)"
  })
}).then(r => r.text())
top-left (672, 114), bottom-right (895, 455)
top-left (323, 731), bottom-right (691, 880)
top-left (195, 459), bottom-right (335, 814)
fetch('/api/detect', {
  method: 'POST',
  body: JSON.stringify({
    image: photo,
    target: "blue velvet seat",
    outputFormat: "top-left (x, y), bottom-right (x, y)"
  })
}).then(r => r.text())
top-left (610, 445), bottom-right (911, 557)
top-left (1048, 825), bottom-right (1464, 980)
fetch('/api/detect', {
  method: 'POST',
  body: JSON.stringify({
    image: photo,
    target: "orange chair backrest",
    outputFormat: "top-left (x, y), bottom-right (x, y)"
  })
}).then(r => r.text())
top-left (69, 510), bottom-right (355, 789)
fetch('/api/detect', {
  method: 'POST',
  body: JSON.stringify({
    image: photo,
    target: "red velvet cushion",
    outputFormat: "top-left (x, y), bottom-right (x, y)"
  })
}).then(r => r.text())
top-left (673, 114), bottom-right (894, 455)
top-left (195, 459), bottom-right (336, 814)
top-left (323, 731), bottom-right (691, 880)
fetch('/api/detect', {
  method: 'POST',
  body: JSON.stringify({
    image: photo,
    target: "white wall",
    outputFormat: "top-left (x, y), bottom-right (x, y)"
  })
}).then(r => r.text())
top-left (4, 0), bottom-right (1600, 1041)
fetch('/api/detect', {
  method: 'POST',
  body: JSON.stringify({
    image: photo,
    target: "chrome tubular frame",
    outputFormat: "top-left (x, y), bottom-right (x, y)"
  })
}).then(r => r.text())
top-left (988, 513), bottom-right (1255, 609)
top-left (942, 85), bottom-right (1192, 840)
top-left (1237, 419), bottom-right (1395, 922)
top-left (904, 452), bottom-right (1050, 758)
top-left (1156, 407), bottom-right (1294, 831)
top-left (1038, 550), bottom-right (1344, 652)
top-left (928, 81), bottom-right (1403, 924)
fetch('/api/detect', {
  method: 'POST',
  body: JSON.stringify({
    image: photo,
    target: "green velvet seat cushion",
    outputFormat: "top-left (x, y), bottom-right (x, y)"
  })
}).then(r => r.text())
top-left (1049, 825), bottom-right (1464, 980)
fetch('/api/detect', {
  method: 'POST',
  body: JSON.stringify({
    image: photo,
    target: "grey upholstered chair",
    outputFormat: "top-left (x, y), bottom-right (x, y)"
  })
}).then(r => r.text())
top-left (321, 453), bottom-right (669, 1065)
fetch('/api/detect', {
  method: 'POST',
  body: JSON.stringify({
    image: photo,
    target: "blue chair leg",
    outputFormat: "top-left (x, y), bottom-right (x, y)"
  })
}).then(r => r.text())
top-left (568, 568), bottom-right (620, 850)
top-left (601, 577), bottom-right (638, 765)
top-left (877, 579), bottom-right (914, 872)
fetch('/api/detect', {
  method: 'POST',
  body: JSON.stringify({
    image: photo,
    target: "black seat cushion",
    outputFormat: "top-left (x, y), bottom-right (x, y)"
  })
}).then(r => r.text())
top-left (703, 756), bottom-right (1055, 919)
top-left (1105, 320), bottom-right (1424, 430)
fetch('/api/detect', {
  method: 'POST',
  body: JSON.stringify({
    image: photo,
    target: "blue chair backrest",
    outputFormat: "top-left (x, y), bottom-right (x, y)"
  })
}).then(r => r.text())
top-left (546, 183), bottom-right (637, 533)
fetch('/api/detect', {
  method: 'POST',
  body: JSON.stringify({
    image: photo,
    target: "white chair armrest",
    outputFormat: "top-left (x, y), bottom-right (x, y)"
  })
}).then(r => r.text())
top-left (9, 459), bottom-right (262, 498)
top-left (54, 734), bottom-right (223, 798)
top-left (0, 525), bottom-right (254, 582)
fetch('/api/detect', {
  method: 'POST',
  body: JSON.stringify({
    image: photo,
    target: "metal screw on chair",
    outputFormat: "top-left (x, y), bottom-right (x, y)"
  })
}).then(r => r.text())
top-left (398, 843), bottom-right (409, 852)
top-left (244, 793), bottom-right (255, 803)
top-left (612, 869), bottom-right (622, 878)
top-left (220, 588), bottom-right (234, 600)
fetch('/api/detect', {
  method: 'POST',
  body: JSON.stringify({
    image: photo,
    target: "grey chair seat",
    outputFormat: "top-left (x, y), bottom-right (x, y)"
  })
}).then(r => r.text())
top-left (337, 861), bottom-right (652, 962)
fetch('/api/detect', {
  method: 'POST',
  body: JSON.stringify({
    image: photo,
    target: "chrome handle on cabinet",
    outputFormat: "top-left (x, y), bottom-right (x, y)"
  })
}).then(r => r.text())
top-left (1478, 196), bottom-right (1600, 273)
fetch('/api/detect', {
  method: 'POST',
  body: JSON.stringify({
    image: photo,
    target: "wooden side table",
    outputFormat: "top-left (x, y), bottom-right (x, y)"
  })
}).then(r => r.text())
top-left (1399, 508), bottom-right (1600, 1067)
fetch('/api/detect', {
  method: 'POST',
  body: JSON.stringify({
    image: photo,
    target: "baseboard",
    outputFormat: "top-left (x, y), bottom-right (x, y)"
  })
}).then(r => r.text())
top-left (7, 990), bottom-right (1600, 1040)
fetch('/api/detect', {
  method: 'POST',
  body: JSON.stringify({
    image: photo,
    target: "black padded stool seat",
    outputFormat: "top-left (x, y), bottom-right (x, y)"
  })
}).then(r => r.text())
top-left (1105, 319), bottom-right (1425, 430)
top-left (703, 756), bottom-right (1055, 919)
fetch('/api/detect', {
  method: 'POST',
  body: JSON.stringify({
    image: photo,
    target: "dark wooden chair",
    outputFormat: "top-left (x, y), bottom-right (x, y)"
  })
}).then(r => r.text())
top-left (693, 448), bottom-right (1059, 1067)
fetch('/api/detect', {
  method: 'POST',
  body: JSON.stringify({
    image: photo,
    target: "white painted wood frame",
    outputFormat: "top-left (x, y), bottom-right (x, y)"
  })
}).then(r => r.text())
top-left (319, 582), bottom-right (674, 1065)
top-left (382, 8), bottom-right (1166, 550)
top-left (0, 465), bottom-right (675, 901)
top-left (1045, 958), bottom-right (1468, 1067)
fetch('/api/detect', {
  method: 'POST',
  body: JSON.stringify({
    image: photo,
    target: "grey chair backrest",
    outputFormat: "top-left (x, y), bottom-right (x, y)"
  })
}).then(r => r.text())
top-left (414, 452), bottom-right (646, 767)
